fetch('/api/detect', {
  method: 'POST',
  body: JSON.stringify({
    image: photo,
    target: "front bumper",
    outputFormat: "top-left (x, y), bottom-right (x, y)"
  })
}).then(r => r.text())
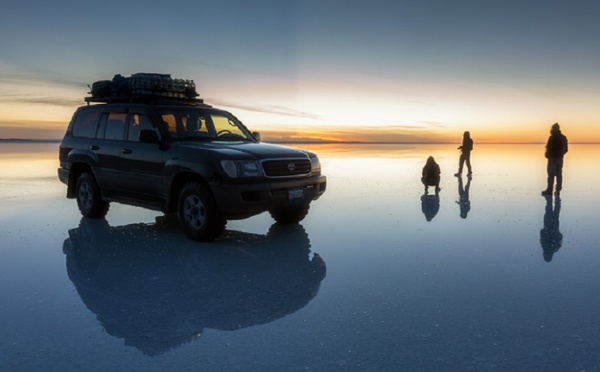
top-left (210, 175), bottom-right (327, 218)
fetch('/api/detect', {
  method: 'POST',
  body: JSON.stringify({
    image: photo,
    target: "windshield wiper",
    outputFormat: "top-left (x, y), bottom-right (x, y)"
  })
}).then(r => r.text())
top-left (175, 135), bottom-right (214, 142)
top-left (215, 134), bottom-right (253, 141)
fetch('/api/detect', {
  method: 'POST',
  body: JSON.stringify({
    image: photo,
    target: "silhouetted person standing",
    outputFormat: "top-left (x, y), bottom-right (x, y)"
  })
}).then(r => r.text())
top-left (541, 123), bottom-right (568, 196)
top-left (454, 131), bottom-right (473, 177)
top-left (540, 195), bottom-right (562, 262)
top-left (421, 156), bottom-right (441, 194)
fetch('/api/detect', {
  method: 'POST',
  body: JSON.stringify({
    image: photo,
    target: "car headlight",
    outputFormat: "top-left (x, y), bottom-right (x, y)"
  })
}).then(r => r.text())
top-left (310, 157), bottom-right (321, 175)
top-left (221, 160), bottom-right (263, 178)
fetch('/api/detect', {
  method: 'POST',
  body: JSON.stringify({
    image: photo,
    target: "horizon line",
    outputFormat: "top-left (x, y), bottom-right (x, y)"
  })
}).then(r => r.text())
top-left (1, 138), bottom-right (599, 145)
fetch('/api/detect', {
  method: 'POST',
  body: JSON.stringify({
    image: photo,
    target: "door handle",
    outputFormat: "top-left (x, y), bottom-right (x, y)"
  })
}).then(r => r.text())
top-left (89, 145), bottom-right (99, 151)
top-left (121, 149), bottom-right (132, 154)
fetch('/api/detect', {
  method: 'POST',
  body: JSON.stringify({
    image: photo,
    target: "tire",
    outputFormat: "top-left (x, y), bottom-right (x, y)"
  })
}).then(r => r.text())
top-left (269, 204), bottom-right (310, 224)
top-left (178, 182), bottom-right (226, 242)
top-left (75, 172), bottom-right (109, 218)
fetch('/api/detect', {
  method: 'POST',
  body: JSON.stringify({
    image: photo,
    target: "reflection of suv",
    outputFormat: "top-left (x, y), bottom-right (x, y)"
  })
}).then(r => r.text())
top-left (58, 73), bottom-right (326, 241)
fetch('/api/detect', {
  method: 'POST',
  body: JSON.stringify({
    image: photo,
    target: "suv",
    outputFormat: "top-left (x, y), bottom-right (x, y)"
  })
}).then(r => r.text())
top-left (58, 73), bottom-right (326, 241)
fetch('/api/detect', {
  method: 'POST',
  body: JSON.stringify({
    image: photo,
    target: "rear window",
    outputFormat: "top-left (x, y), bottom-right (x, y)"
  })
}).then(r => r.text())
top-left (72, 109), bottom-right (101, 138)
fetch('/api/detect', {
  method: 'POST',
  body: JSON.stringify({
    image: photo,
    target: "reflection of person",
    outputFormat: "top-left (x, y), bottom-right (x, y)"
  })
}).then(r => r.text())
top-left (541, 123), bottom-right (568, 196)
top-left (421, 156), bottom-right (441, 194)
top-left (540, 195), bottom-right (562, 262)
top-left (454, 131), bottom-right (473, 177)
top-left (421, 192), bottom-right (440, 222)
top-left (456, 175), bottom-right (471, 219)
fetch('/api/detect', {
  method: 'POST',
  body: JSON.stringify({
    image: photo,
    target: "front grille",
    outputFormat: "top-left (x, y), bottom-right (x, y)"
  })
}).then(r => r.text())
top-left (261, 158), bottom-right (311, 178)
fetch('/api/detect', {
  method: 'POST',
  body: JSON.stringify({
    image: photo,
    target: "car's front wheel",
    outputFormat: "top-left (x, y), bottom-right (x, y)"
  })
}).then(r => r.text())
top-left (75, 172), bottom-right (109, 218)
top-left (269, 204), bottom-right (310, 224)
top-left (178, 182), bottom-right (226, 242)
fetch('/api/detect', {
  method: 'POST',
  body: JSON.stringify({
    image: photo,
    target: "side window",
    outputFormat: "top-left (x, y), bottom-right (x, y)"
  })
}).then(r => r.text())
top-left (127, 114), bottom-right (155, 142)
top-left (161, 114), bottom-right (177, 137)
top-left (103, 112), bottom-right (127, 140)
top-left (72, 109), bottom-right (100, 138)
top-left (183, 114), bottom-right (208, 137)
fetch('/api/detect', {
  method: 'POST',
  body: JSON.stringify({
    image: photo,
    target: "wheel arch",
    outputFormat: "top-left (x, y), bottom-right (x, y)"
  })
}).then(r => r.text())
top-left (166, 172), bottom-right (213, 213)
top-left (67, 162), bottom-right (94, 199)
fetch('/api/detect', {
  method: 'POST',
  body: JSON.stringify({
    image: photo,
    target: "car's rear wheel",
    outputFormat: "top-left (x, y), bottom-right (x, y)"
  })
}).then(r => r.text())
top-left (178, 182), bottom-right (226, 242)
top-left (269, 204), bottom-right (310, 224)
top-left (75, 172), bottom-right (109, 218)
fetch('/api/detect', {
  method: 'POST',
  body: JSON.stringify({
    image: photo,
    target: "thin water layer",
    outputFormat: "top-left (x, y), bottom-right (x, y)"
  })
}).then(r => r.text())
top-left (1, 142), bottom-right (599, 370)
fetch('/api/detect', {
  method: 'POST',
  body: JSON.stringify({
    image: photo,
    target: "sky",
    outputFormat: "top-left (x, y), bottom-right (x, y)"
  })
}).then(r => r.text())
top-left (1, 0), bottom-right (599, 143)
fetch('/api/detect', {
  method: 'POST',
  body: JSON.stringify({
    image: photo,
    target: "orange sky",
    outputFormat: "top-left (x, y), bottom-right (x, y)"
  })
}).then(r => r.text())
top-left (0, 116), bottom-right (595, 144)
top-left (1, 71), bottom-right (596, 143)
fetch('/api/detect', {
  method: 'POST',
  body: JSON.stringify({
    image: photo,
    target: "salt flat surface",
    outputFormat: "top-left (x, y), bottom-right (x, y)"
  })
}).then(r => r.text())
top-left (1, 142), bottom-right (599, 371)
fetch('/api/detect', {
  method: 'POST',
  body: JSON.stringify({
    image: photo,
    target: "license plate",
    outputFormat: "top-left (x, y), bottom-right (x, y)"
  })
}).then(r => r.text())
top-left (289, 188), bottom-right (304, 200)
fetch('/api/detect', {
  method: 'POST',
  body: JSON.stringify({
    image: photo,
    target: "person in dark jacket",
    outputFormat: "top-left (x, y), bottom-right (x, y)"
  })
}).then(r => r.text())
top-left (542, 123), bottom-right (568, 196)
top-left (422, 156), bottom-right (441, 194)
top-left (454, 131), bottom-right (473, 177)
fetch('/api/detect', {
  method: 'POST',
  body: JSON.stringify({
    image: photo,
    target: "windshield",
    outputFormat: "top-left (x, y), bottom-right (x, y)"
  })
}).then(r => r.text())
top-left (157, 107), bottom-right (255, 142)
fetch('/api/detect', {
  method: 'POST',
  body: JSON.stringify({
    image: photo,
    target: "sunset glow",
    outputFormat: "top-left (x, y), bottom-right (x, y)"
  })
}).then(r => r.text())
top-left (1, 1), bottom-right (599, 143)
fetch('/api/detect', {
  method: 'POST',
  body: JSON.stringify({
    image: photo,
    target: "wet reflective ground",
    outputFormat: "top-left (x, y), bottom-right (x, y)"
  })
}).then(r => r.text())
top-left (1, 142), bottom-right (600, 370)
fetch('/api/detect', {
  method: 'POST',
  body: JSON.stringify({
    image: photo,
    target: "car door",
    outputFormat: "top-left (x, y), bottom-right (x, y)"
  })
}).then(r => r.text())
top-left (91, 110), bottom-right (128, 193)
top-left (117, 110), bottom-right (165, 199)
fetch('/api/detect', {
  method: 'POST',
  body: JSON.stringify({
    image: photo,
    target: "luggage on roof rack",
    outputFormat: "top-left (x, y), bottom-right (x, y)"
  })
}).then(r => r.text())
top-left (86, 73), bottom-right (202, 104)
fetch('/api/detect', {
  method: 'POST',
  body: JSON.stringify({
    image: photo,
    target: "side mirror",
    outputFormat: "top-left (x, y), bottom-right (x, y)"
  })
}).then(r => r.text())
top-left (139, 129), bottom-right (160, 143)
top-left (252, 131), bottom-right (261, 142)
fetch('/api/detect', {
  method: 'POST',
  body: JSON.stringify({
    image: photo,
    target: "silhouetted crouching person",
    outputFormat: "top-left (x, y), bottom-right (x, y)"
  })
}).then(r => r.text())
top-left (421, 156), bottom-right (441, 194)
top-left (455, 131), bottom-right (473, 177)
top-left (540, 195), bottom-right (562, 262)
top-left (542, 123), bottom-right (568, 196)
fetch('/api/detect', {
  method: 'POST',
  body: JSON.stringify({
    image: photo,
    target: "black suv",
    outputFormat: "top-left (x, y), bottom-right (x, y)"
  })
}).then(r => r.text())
top-left (58, 73), bottom-right (326, 241)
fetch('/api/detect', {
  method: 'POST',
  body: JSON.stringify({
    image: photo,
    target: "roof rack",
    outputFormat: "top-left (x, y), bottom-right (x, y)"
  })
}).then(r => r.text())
top-left (85, 94), bottom-right (206, 105)
top-left (85, 73), bottom-right (206, 105)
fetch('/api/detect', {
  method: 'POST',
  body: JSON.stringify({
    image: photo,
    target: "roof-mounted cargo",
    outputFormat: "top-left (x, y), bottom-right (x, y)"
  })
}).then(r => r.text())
top-left (85, 73), bottom-right (205, 104)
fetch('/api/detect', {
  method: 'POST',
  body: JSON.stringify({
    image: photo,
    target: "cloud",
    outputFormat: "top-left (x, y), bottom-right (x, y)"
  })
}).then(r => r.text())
top-left (0, 65), bottom-right (86, 108)
top-left (418, 121), bottom-right (448, 128)
top-left (0, 119), bottom-right (67, 139)
top-left (0, 66), bottom-right (87, 90)
top-left (259, 125), bottom-right (454, 143)
top-left (0, 92), bottom-right (80, 107)
top-left (206, 98), bottom-right (320, 120)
